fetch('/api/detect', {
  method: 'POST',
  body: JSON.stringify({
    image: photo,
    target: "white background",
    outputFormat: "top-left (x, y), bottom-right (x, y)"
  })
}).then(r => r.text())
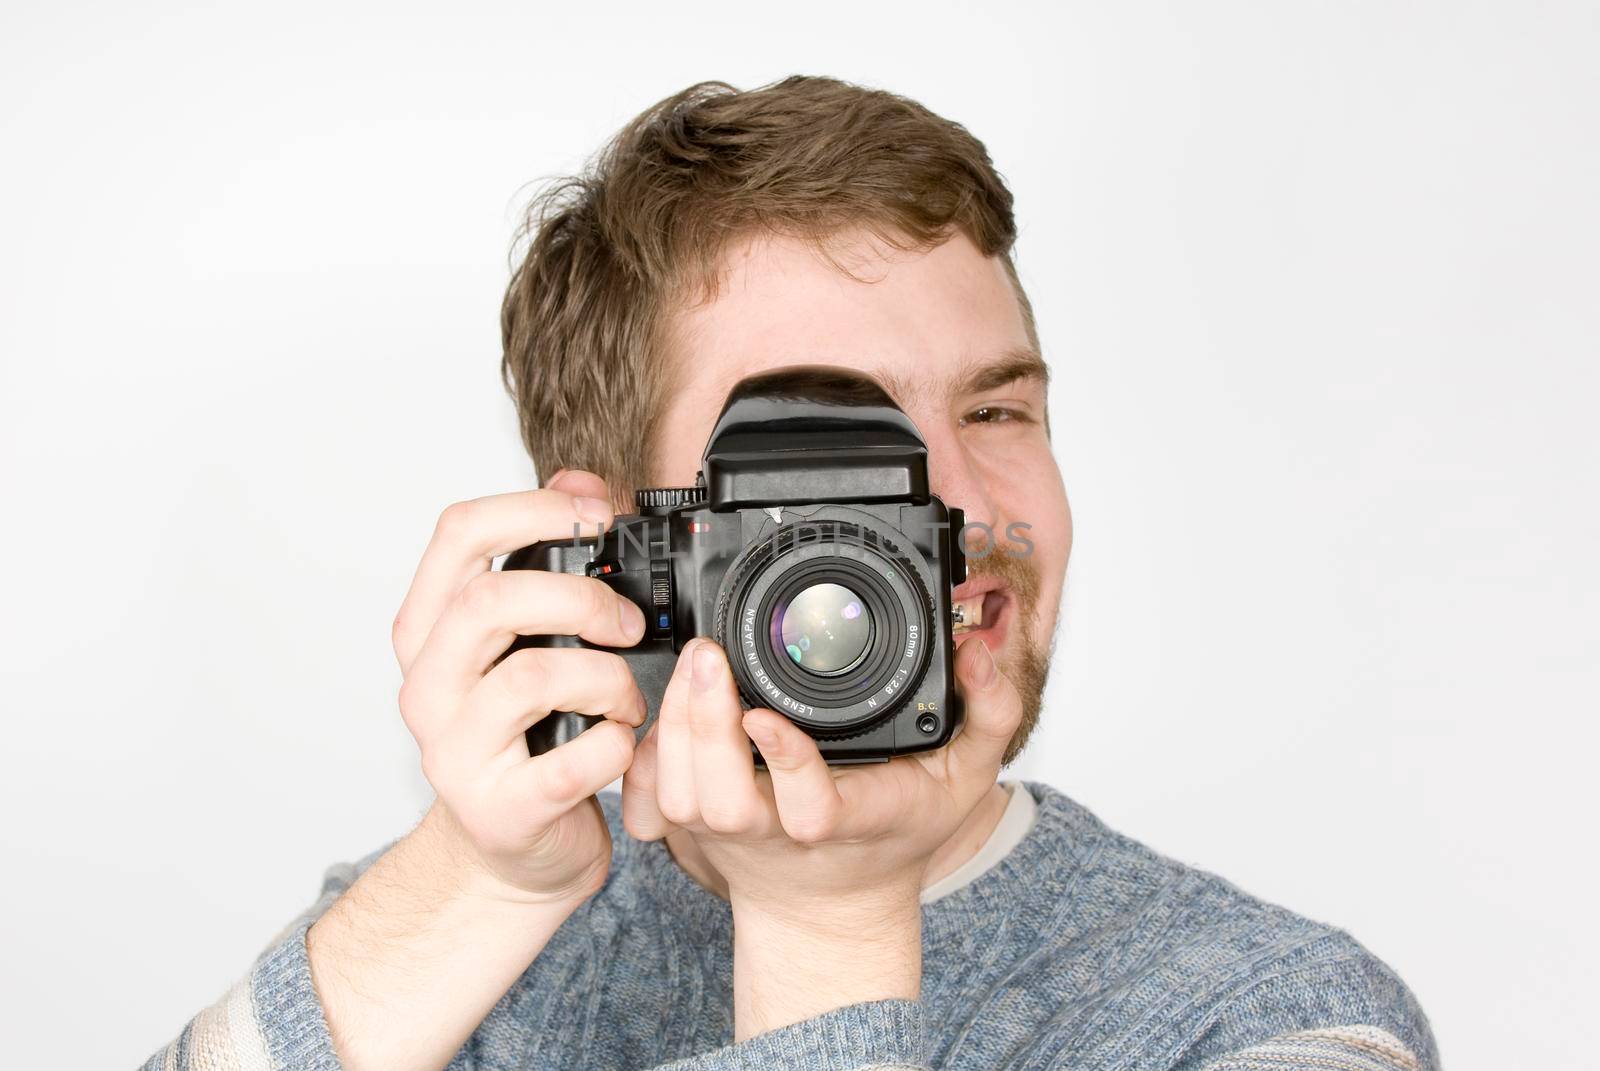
top-left (2, 2), bottom-right (1595, 1067)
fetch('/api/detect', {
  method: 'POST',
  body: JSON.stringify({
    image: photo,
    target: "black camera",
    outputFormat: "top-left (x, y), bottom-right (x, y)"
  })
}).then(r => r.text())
top-left (501, 367), bottom-right (966, 764)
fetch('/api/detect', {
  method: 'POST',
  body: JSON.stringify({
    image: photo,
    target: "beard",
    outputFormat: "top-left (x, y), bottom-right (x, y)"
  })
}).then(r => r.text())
top-left (960, 546), bottom-right (1055, 767)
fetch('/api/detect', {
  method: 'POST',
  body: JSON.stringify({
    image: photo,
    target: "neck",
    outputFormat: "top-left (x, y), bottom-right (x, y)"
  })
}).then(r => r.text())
top-left (663, 780), bottom-right (1014, 902)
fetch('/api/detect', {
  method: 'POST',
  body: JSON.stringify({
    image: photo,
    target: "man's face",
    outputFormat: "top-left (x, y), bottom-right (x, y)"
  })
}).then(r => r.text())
top-left (649, 230), bottom-right (1072, 764)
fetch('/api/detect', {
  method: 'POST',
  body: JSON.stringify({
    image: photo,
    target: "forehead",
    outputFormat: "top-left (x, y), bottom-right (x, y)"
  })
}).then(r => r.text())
top-left (653, 230), bottom-right (1035, 480)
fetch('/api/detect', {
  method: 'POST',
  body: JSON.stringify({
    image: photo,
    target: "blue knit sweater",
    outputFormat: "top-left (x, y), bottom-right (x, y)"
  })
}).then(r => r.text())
top-left (144, 781), bottom-right (1438, 1070)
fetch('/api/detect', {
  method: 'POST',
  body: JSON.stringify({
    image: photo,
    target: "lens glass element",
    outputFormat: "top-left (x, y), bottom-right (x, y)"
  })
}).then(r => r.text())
top-left (775, 582), bottom-right (872, 675)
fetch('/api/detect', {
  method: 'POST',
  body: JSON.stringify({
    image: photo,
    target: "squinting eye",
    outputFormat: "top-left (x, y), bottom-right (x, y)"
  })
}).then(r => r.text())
top-left (960, 406), bottom-right (1025, 427)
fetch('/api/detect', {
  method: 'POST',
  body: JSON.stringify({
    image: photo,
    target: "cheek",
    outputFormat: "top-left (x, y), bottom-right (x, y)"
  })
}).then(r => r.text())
top-left (1040, 470), bottom-right (1073, 572)
top-left (977, 444), bottom-right (1071, 557)
top-left (1019, 477), bottom-right (1071, 634)
top-left (1018, 496), bottom-right (1072, 585)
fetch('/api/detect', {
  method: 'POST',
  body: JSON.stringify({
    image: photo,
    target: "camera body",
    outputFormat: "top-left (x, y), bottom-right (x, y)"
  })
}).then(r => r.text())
top-left (501, 367), bottom-right (966, 764)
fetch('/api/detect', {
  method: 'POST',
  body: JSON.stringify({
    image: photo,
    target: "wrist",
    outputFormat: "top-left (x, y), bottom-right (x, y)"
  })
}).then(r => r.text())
top-left (730, 879), bottom-right (922, 938)
top-left (729, 883), bottom-right (922, 1040)
top-left (417, 801), bottom-right (603, 913)
top-left (306, 810), bottom-right (590, 1071)
top-left (310, 810), bottom-right (586, 978)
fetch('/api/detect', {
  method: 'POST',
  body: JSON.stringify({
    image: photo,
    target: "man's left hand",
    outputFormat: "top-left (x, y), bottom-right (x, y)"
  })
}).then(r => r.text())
top-left (621, 634), bottom-right (1023, 1038)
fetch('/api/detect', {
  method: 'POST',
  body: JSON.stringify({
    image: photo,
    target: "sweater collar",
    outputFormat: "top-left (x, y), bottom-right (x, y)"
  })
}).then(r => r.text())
top-left (602, 781), bottom-right (1102, 951)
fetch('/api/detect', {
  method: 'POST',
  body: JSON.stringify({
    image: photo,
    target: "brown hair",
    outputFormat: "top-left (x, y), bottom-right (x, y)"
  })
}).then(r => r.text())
top-left (500, 75), bottom-right (1031, 500)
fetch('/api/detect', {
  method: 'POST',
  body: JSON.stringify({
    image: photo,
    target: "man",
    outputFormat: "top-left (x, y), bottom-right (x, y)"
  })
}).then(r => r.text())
top-left (146, 77), bottom-right (1437, 1070)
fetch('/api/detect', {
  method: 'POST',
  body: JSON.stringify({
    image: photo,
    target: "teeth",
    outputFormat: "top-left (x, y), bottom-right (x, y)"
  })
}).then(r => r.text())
top-left (952, 596), bottom-right (986, 633)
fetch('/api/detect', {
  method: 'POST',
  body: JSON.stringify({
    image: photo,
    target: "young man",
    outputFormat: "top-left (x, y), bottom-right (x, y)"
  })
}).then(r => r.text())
top-left (146, 78), bottom-right (1437, 1071)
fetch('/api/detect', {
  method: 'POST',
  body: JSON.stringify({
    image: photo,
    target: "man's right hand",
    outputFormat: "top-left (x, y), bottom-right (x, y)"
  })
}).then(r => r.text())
top-left (390, 468), bottom-right (647, 902)
top-left (306, 469), bottom-right (646, 1071)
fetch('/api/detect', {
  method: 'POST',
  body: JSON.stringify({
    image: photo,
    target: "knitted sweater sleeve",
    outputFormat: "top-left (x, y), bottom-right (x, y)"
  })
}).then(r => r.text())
top-left (645, 999), bottom-right (929, 1071)
top-left (1194, 1025), bottom-right (1423, 1071)
top-left (1169, 930), bottom-right (1440, 1071)
top-left (141, 898), bottom-right (927, 1071)
top-left (137, 859), bottom-right (368, 1071)
top-left (637, 1001), bottom-right (1424, 1071)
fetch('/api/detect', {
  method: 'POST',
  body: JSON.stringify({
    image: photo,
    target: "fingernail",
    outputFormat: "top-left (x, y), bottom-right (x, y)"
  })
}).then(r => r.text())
top-left (692, 643), bottom-right (721, 689)
top-left (968, 638), bottom-right (997, 688)
top-left (574, 496), bottom-right (611, 524)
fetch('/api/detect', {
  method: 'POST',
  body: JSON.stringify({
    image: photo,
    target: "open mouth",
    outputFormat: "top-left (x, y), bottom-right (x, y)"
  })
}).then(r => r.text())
top-left (951, 581), bottom-right (1012, 653)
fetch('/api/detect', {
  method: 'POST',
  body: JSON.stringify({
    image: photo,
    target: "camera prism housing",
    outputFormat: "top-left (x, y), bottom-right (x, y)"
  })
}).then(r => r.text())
top-left (501, 367), bottom-right (967, 764)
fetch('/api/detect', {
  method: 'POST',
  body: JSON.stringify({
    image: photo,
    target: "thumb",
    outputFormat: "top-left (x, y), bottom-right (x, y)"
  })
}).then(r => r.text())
top-left (944, 637), bottom-right (1023, 794)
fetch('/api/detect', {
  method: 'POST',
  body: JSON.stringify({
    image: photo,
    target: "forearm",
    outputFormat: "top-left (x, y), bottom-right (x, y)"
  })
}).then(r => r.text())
top-left (307, 803), bottom-right (587, 1071)
top-left (729, 885), bottom-right (922, 1041)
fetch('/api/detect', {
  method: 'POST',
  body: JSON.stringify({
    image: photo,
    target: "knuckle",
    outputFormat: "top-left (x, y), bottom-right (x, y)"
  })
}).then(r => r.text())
top-left (500, 649), bottom-right (549, 699)
top-left (537, 751), bottom-right (584, 802)
top-left (700, 801), bottom-right (754, 834)
top-left (783, 809), bottom-right (835, 845)
top-left (657, 791), bottom-right (697, 828)
top-left (434, 499), bottom-right (479, 542)
top-left (396, 678), bottom-right (427, 733)
top-left (390, 607), bottom-right (414, 653)
top-left (458, 571), bottom-right (502, 617)
top-left (621, 806), bottom-right (655, 841)
top-left (698, 803), bottom-right (734, 832)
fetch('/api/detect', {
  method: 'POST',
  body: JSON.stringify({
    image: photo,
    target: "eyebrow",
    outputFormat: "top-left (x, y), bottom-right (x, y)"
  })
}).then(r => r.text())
top-left (956, 346), bottom-right (1051, 396)
top-left (871, 346), bottom-right (1050, 411)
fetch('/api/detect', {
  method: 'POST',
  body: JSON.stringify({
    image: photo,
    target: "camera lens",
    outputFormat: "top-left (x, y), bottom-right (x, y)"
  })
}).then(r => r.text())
top-left (774, 581), bottom-right (873, 675)
top-left (715, 516), bottom-right (935, 737)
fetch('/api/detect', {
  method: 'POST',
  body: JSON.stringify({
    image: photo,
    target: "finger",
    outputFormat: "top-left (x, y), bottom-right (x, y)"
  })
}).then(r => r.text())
top-left (621, 721), bottom-right (680, 841)
top-left (740, 706), bottom-right (847, 844)
top-left (651, 637), bottom-right (703, 829)
top-left (686, 643), bottom-right (769, 836)
top-left (449, 648), bottom-right (646, 763)
top-left (832, 758), bottom-right (927, 840)
top-left (392, 473), bottom-right (617, 673)
top-left (943, 637), bottom-right (1023, 802)
top-left (401, 571), bottom-right (646, 740)
top-left (494, 718), bottom-right (637, 829)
